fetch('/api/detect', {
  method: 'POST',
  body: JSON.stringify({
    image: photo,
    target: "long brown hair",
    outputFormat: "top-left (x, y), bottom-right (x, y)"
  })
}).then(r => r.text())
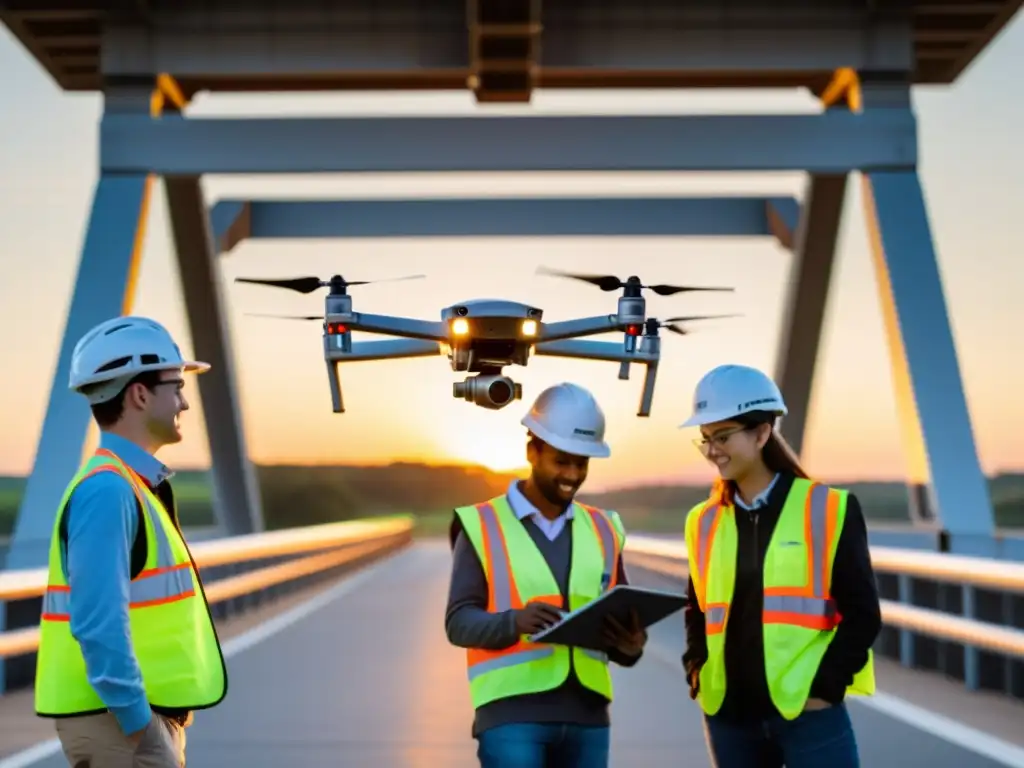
top-left (710, 412), bottom-right (809, 505)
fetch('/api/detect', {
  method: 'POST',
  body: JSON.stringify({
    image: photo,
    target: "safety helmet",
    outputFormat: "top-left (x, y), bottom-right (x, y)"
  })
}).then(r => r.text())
top-left (68, 316), bottom-right (210, 405)
top-left (679, 364), bottom-right (787, 428)
top-left (521, 382), bottom-right (611, 458)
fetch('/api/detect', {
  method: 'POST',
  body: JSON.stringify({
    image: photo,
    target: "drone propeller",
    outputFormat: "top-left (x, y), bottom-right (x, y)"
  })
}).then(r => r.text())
top-left (537, 266), bottom-right (733, 296)
top-left (245, 312), bottom-right (322, 321)
top-left (235, 273), bottom-right (426, 294)
top-left (650, 313), bottom-right (743, 336)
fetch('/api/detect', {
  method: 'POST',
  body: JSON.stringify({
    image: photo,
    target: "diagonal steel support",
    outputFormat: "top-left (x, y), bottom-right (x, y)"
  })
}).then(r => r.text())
top-left (164, 177), bottom-right (265, 536)
top-left (773, 175), bottom-right (849, 457)
top-left (862, 169), bottom-right (994, 542)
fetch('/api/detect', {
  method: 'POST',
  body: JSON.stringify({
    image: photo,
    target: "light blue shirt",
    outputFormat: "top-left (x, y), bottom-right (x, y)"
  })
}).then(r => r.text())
top-left (61, 432), bottom-right (174, 735)
top-left (506, 480), bottom-right (574, 541)
top-left (734, 473), bottom-right (780, 511)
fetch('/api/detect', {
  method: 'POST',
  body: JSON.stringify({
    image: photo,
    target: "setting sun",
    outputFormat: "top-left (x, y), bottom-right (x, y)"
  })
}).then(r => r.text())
top-left (456, 437), bottom-right (528, 473)
top-left (443, 429), bottom-right (529, 473)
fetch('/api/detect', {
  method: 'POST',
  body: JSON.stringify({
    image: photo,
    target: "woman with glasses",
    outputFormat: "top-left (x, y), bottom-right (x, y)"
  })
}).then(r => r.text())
top-left (678, 364), bottom-right (882, 767)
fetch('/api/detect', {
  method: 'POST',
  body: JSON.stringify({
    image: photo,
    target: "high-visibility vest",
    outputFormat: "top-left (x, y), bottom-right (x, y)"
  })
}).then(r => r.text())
top-left (453, 494), bottom-right (625, 709)
top-left (684, 477), bottom-right (876, 720)
top-left (35, 448), bottom-right (227, 717)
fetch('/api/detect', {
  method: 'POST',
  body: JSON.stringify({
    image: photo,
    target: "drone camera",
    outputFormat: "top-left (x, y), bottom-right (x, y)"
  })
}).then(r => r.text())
top-left (453, 374), bottom-right (523, 410)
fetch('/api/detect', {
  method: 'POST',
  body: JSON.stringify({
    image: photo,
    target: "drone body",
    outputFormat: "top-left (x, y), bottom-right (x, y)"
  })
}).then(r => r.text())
top-left (236, 269), bottom-right (738, 417)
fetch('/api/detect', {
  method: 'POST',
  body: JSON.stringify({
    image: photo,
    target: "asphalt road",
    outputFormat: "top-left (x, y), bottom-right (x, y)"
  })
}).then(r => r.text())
top-left (10, 542), bottom-right (1020, 767)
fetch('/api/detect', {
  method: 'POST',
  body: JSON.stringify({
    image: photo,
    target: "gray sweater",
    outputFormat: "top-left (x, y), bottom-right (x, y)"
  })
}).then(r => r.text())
top-left (444, 510), bottom-right (642, 738)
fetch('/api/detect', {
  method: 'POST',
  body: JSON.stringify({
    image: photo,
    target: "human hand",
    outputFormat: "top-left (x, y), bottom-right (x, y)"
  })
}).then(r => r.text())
top-left (125, 719), bottom-right (149, 745)
top-left (514, 602), bottom-right (564, 635)
top-left (803, 697), bottom-right (832, 712)
top-left (684, 658), bottom-right (701, 700)
top-left (603, 609), bottom-right (647, 657)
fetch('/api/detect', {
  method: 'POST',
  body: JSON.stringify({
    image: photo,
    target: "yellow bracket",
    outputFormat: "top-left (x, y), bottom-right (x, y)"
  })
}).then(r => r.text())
top-left (819, 67), bottom-right (862, 113)
top-left (149, 73), bottom-right (190, 117)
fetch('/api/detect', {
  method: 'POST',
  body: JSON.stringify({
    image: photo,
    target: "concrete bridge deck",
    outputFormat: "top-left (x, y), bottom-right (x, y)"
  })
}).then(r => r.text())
top-left (2, 541), bottom-right (1023, 768)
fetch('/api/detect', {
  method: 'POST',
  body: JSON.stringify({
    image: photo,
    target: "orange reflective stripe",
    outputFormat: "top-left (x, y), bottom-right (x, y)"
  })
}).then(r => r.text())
top-left (705, 602), bottom-right (728, 634)
top-left (693, 502), bottom-right (722, 611)
top-left (466, 501), bottom-right (558, 677)
top-left (40, 455), bottom-right (193, 623)
top-left (576, 503), bottom-right (621, 590)
top-left (42, 564), bottom-right (195, 621)
top-left (762, 483), bottom-right (841, 630)
top-left (701, 483), bottom-right (845, 634)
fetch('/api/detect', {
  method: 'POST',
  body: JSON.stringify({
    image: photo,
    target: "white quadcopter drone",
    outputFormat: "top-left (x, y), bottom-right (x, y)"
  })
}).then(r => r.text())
top-left (236, 266), bottom-right (738, 417)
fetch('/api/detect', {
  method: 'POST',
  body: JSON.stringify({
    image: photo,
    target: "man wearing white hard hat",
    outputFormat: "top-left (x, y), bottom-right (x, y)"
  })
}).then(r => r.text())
top-left (34, 316), bottom-right (227, 767)
top-left (677, 364), bottom-right (881, 767)
top-left (445, 382), bottom-right (646, 767)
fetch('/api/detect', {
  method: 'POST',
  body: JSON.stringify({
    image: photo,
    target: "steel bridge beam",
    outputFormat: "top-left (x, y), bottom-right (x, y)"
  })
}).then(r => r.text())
top-left (165, 177), bottom-right (265, 537)
top-left (99, 4), bottom-right (913, 81)
top-left (7, 93), bottom-right (265, 562)
top-left (773, 174), bottom-right (849, 458)
top-left (99, 109), bottom-right (917, 175)
top-left (208, 197), bottom-right (801, 253)
top-left (857, 81), bottom-right (993, 547)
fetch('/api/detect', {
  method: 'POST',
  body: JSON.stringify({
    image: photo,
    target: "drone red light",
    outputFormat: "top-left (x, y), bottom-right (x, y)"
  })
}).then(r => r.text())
top-left (327, 323), bottom-right (348, 335)
top-left (625, 324), bottom-right (642, 336)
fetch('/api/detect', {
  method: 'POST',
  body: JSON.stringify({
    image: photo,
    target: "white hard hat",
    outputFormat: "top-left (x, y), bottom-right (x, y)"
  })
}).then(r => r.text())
top-left (521, 382), bottom-right (611, 458)
top-left (679, 364), bottom-right (787, 428)
top-left (69, 316), bottom-right (210, 404)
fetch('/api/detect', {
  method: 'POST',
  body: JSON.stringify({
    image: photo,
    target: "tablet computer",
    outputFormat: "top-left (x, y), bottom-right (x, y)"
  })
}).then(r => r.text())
top-left (528, 585), bottom-right (687, 652)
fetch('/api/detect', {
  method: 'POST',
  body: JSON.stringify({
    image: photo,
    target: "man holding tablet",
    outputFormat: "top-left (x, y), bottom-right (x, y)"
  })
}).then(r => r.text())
top-left (444, 382), bottom-right (647, 768)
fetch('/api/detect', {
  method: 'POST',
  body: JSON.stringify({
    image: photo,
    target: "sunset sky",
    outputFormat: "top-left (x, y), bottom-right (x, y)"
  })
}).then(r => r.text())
top-left (0, 20), bottom-right (1021, 493)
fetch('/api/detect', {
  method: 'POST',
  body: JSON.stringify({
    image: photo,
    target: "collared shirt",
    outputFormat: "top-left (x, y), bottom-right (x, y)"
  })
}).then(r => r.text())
top-left (61, 431), bottom-right (174, 736)
top-left (506, 480), bottom-right (574, 542)
top-left (734, 473), bottom-right (780, 511)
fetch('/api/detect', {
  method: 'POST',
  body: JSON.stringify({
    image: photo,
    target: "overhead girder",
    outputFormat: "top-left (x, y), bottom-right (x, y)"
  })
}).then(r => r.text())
top-left (207, 197), bottom-right (801, 254)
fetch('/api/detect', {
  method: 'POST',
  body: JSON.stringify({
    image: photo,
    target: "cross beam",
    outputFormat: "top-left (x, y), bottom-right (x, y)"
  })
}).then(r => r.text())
top-left (100, 110), bottom-right (917, 175)
top-left (209, 197), bottom-right (800, 254)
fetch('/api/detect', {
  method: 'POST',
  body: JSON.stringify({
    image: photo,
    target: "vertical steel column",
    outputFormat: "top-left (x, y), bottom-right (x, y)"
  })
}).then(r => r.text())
top-left (860, 79), bottom-right (995, 543)
top-left (773, 173), bottom-right (848, 457)
top-left (1, 89), bottom-right (156, 692)
top-left (164, 172), bottom-right (265, 535)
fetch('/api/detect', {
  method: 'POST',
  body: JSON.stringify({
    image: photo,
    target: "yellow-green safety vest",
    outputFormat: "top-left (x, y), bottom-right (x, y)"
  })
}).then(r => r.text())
top-left (35, 448), bottom-right (227, 717)
top-left (453, 494), bottom-right (626, 709)
top-left (684, 477), bottom-right (876, 720)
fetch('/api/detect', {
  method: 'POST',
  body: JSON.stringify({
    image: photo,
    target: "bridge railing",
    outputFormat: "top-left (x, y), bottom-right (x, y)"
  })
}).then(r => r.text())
top-left (624, 534), bottom-right (1024, 702)
top-left (0, 514), bottom-right (415, 693)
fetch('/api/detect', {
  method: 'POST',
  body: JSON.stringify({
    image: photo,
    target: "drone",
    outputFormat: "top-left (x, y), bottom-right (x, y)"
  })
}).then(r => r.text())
top-left (234, 266), bottom-right (739, 417)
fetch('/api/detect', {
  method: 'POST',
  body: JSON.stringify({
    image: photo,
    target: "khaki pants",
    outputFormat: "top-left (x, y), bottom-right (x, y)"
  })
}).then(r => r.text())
top-left (55, 712), bottom-right (187, 768)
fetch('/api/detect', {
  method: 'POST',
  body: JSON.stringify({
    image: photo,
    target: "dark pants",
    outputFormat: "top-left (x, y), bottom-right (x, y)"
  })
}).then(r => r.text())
top-left (476, 723), bottom-right (610, 768)
top-left (704, 703), bottom-right (860, 768)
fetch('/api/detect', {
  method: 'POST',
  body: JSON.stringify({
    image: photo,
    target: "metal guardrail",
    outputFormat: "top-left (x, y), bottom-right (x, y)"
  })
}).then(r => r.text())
top-left (0, 515), bottom-right (415, 660)
top-left (624, 534), bottom-right (1024, 660)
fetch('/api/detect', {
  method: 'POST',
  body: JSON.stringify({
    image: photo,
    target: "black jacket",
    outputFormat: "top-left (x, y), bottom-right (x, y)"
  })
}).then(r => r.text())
top-left (682, 472), bottom-right (882, 722)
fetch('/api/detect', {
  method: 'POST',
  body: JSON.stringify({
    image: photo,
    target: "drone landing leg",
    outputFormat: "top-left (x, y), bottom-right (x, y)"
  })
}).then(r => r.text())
top-left (773, 173), bottom-right (847, 457)
top-left (637, 362), bottom-right (659, 417)
top-left (326, 359), bottom-right (345, 413)
top-left (165, 176), bottom-right (265, 536)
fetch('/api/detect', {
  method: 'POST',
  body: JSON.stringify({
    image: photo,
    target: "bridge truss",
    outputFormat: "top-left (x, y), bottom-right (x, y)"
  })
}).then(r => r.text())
top-left (1, 0), bottom-right (1021, 575)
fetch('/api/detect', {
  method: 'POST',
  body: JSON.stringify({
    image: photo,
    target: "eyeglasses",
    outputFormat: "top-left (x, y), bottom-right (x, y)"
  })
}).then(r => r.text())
top-left (692, 426), bottom-right (751, 456)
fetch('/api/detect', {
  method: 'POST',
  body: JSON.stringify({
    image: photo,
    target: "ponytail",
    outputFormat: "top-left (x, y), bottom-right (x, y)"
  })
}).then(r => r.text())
top-left (762, 431), bottom-right (809, 479)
